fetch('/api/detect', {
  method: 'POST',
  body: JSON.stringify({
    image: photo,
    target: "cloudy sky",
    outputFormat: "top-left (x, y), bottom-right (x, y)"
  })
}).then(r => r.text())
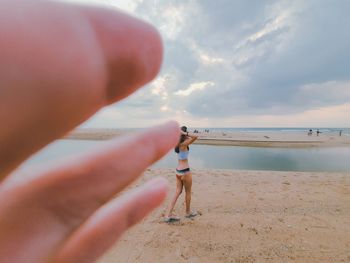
top-left (67, 0), bottom-right (350, 128)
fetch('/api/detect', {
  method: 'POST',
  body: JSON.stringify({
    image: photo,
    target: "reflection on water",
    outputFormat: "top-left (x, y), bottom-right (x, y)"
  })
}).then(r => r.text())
top-left (156, 145), bottom-right (350, 172)
top-left (22, 140), bottom-right (350, 172)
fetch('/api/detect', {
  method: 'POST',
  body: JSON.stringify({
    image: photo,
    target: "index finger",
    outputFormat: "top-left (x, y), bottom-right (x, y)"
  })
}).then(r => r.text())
top-left (0, 1), bottom-right (163, 178)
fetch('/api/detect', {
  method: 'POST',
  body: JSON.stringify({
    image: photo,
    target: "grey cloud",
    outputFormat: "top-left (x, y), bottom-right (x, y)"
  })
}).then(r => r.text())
top-left (239, 1), bottom-right (350, 111)
top-left (180, 0), bottom-right (350, 118)
top-left (162, 40), bottom-right (200, 87)
top-left (109, 0), bottom-right (350, 121)
top-left (183, 0), bottom-right (279, 47)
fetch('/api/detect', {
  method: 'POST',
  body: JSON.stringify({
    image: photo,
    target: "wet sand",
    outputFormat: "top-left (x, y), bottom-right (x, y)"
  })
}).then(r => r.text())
top-left (66, 129), bottom-right (350, 147)
top-left (98, 169), bottom-right (350, 263)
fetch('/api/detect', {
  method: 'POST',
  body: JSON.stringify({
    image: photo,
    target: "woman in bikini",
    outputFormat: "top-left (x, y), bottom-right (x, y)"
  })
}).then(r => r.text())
top-left (166, 126), bottom-right (198, 222)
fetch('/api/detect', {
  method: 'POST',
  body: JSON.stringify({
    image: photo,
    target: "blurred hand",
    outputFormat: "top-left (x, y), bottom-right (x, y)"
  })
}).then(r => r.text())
top-left (0, 1), bottom-right (179, 262)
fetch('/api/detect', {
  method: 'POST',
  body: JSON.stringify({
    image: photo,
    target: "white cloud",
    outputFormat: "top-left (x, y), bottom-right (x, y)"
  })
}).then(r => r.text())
top-left (248, 12), bottom-right (290, 43)
top-left (158, 4), bottom-right (186, 40)
top-left (199, 53), bottom-right (225, 65)
top-left (150, 75), bottom-right (166, 95)
top-left (187, 40), bottom-right (226, 66)
top-left (160, 105), bottom-right (169, 112)
top-left (174, 81), bottom-right (214, 96)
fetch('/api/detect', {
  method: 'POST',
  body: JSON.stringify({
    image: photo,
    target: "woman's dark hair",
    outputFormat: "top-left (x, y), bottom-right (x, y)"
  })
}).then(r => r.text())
top-left (175, 126), bottom-right (190, 153)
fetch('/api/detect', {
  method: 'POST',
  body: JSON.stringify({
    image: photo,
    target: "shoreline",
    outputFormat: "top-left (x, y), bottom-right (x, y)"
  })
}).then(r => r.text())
top-left (65, 129), bottom-right (350, 148)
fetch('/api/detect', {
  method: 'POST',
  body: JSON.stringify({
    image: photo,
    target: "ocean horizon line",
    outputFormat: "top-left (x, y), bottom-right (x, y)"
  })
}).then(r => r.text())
top-left (78, 126), bottom-right (350, 129)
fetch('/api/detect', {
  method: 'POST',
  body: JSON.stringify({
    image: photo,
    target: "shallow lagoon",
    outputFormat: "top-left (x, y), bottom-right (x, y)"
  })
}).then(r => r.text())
top-left (22, 140), bottom-right (350, 172)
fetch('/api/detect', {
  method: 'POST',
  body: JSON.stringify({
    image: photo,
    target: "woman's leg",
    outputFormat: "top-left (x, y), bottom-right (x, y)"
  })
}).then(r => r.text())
top-left (183, 172), bottom-right (193, 215)
top-left (167, 175), bottom-right (183, 217)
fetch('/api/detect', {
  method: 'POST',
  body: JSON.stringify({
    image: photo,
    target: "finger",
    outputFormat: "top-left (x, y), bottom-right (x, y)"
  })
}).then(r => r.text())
top-left (4, 121), bottom-right (178, 228)
top-left (78, 4), bottom-right (163, 103)
top-left (53, 177), bottom-right (168, 263)
top-left (0, 1), bottom-right (163, 178)
top-left (0, 122), bottom-right (177, 263)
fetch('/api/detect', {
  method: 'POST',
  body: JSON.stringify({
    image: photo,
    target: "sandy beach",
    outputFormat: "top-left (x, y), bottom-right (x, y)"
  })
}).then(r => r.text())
top-left (64, 129), bottom-right (350, 261)
top-left (66, 129), bottom-right (350, 147)
top-left (98, 169), bottom-right (350, 263)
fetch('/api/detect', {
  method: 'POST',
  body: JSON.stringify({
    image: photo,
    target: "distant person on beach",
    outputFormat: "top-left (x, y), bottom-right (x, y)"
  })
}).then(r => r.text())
top-left (0, 1), bottom-right (175, 263)
top-left (340, 130), bottom-right (342, 136)
top-left (166, 126), bottom-right (198, 222)
top-left (308, 129), bottom-right (313, 136)
top-left (316, 129), bottom-right (320, 136)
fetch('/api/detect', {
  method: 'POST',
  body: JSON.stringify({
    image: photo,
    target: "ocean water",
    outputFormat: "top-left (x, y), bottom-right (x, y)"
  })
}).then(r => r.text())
top-left (118, 127), bottom-right (350, 136)
top-left (156, 145), bottom-right (350, 172)
top-left (190, 127), bottom-right (350, 136)
top-left (21, 140), bottom-right (350, 172)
